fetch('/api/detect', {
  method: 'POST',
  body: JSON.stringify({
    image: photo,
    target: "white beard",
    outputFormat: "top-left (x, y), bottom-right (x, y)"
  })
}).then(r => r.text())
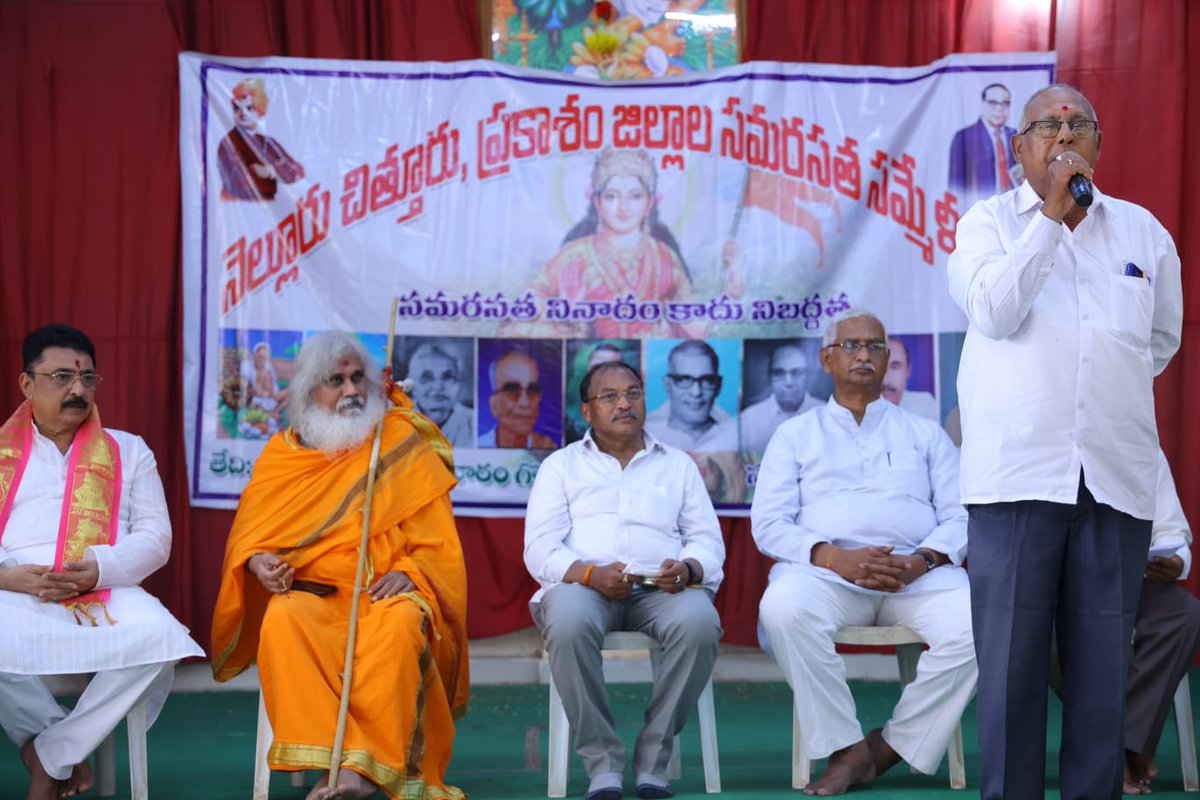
top-left (294, 393), bottom-right (386, 454)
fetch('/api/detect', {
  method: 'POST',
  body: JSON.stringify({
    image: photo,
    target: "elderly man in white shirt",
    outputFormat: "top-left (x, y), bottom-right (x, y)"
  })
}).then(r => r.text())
top-left (0, 324), bottom-right (203, 800)
top-left (752, 310), bottom-right (974, 796)
top-left (525, 359), bottom-right (725, 800)
top-left (948, 84), bottom-right (1183, 800)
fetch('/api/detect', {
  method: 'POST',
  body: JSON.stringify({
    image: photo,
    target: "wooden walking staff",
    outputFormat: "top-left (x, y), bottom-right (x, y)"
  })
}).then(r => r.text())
top-left (327, 296), bottom-right (400, 787)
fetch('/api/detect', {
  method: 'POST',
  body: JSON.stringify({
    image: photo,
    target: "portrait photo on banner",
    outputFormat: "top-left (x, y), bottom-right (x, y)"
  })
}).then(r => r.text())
top-left (391, 335), bottom-right (477, 448)
top-left (882, 332), bottom-right (938, 423)
top-left (216, 328), bottom-right (301, 440)
top-left (476, 338), bottom-right (564, 450)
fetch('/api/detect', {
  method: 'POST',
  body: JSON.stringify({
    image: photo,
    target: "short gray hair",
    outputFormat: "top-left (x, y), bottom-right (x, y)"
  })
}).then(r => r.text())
top-left (408, 342), bottom-right (462, 376)
top-left (1017, 83), bottom-right (1098, 133)
top-left (290, 331), bottom-right (384, 420)
top-left (823, 310), bottom-right (887, 347)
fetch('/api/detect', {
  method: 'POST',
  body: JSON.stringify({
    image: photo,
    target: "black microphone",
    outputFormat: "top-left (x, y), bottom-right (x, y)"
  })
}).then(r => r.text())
top-left (1069, 174), bottom-right (1093, 208)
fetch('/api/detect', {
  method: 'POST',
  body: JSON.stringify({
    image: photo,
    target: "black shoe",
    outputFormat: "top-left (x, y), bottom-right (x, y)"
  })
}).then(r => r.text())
top-left (585, 788), bottom-right (622, 800)
top-left (635, 784), bottom-right (674, 799)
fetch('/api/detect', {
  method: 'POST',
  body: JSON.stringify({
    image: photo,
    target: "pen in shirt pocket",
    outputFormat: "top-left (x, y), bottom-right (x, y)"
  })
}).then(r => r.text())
top-left (1122, 261), bottom-right (1150, 285)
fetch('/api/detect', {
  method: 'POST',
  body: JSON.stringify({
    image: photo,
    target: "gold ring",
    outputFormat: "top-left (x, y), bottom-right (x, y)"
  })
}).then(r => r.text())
top-left (622, 573), bottom-right (629, 584)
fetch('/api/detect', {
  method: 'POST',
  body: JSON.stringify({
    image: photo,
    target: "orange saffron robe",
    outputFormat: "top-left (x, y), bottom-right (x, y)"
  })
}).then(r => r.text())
top-left (211, 407), bottom-right (468, 800)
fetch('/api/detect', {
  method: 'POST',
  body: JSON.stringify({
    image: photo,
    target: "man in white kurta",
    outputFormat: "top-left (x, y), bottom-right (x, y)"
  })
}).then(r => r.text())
top-left (0, 324), bottom-right (202, 800)
top-left (751, 311), bottom-right (975, 796)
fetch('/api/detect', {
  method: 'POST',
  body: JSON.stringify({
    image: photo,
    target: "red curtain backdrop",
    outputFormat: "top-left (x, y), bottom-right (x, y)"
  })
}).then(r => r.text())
top-left (1, 0), bottom-right (1196, 651)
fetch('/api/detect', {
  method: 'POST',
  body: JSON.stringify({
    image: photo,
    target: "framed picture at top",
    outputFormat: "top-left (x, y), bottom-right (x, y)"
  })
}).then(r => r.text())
top-left (483, 0), bottom-right (743, 78)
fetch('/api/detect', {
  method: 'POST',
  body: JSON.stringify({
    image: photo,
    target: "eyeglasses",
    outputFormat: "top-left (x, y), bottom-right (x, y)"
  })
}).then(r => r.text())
top-left (769, 368), bottom-right (807, 381)
top-left (667, 374), bottom-right (720, 390)
top-left (1019, 118), bottom-right (1099, 139)
top-left (495, 382), bottom-right (542, 401)
top-left (586, 388), bottom-right (645, 406)
top-left (826, 340), bottom-right (888, 355)
top-left (984, 99), bottom-right (1011, 109)
top-left (27, 369), bottom-right (103, 389)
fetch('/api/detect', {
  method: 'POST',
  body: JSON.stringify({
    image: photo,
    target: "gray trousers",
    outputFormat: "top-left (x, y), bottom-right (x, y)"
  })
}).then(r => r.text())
top-left (968, 479), bottom-right (1151, 800)
top-left (533, 583), bottom-right (722, 781)
top-left (1052, 579), bottom-right (1200, 757)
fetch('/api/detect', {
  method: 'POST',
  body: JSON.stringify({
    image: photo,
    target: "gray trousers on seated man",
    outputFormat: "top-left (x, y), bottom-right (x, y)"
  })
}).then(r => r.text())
top-left (533, 583), bottom-right (722, 786)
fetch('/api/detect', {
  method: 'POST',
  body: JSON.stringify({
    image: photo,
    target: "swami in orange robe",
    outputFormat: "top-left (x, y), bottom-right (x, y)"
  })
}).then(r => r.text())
top-left (211, 395), bottom-right (468, 800)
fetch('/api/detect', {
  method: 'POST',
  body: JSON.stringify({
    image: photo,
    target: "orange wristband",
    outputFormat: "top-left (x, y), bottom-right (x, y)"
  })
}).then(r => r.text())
top-left (582, 564), bottom-right (596, 586)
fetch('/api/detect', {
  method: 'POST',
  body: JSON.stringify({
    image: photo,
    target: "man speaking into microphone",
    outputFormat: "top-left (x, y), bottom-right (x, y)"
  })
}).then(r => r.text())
top-left (947, 84), bottom-right (1183, 800)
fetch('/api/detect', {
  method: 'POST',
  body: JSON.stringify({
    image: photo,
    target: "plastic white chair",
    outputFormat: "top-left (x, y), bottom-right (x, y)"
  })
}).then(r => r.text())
top-left (1174, 675), bottom-right (1198, 792)
top-left (791, 625), bottom-right (966, 790)
top-left (42, 674), bottom-right (148, 800)
top-left (546, 630), bottom-right (721, 797)
top-left (253, 689), bottom-right (308, 799)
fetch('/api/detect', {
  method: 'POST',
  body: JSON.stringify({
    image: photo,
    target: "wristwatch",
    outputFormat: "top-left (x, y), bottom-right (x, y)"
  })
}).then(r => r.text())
top-left (915, 549), bottom-right (937, 573)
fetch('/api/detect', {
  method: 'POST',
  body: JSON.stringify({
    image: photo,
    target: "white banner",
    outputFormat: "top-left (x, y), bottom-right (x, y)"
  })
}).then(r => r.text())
top-left (180, 51), bottom-right (1056, 513)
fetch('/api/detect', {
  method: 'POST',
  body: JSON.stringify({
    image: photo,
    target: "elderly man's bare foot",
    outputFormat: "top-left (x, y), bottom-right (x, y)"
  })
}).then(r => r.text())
top-left (60, 760), bottom-right (94, 798)
top-left (803, 739), bottom-right (876, 796)
top-left (305, 772), bottom-right (330, 800)
top-left (1124, 750), bottom-right (1157, 794)
top-left (19, 740), bottom-right (64, 800)
top-left (865, 728), bottom-right (902, 777)
top-left (309, 768), bottom-right (378, 800)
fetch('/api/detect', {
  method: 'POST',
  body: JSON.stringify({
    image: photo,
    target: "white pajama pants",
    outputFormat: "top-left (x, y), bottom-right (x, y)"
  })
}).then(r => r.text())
top-left (0, 662), bottom-right (175, 780)
top-left (758, 568), bottom-right (977, 774)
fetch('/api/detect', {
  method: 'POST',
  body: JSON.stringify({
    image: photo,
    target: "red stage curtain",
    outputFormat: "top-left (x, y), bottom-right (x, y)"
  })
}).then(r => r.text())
top-left (1, 0), bottom-right (1196, 652)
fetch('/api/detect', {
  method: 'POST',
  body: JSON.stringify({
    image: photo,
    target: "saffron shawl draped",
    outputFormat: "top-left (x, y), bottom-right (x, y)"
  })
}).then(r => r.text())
top-left (211, 404), bottom-right (468, 798)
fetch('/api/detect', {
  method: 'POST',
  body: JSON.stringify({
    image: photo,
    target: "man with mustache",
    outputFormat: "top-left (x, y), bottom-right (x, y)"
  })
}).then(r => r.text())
top-left (403, 342), bottom-right (474, 447)
top-left (524, 359), bottom-right (725, 800)
top-left (948, 84), bottom-right (1183, 799)
top-left (0, 324), bottom-right (203, 800)
top-left (212, 331), bottom-right (468, 800)
top-left (645, 340), bottom-right (737, 452)
top-left (879, 337), bottom-right (938, 422)
top-left (751, 310), bottom-right (974, 796)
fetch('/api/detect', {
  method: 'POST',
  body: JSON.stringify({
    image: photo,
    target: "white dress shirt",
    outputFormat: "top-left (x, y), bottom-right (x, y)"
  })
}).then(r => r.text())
top-left (644, 402), bottom-right (738, 452)
top-left (1151, 448), bottom-right (1192, 580)
top-left (0, 426), bottom-right (203, 673)
top-left (524, 429), bottom-right (725, 602)
top-left (751, 397), bottom-right (967, 595)
top-left (739, 392), bottom-right (824, 453)
top-left (948, 181), bottom-right (1182, 519)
